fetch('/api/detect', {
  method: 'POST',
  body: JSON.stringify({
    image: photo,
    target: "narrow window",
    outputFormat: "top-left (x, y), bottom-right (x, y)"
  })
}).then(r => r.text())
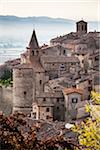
top-left (46, 115), bottom-right (49, 119)
top-left (36, 50), bottom-right (39, 55)
top-left (46, 108), bottom-right (50, 112)
top-left (57, 98), bottom-right (59, 102)
top-left (57, 106), bottom-right (59, 110)
top-left (39, 80), bottom-right (42, 85)
top-left (32, 50), bottom-right (34, 56)
top-left (43, 98), bottom-right (46, 101)
top-left (85, 24), bottom-right (87, 31)
top-left (33, 112), bottom-right (36, 119)
top-left (63, 50), bottom-right (66, 55)
top-left (24, 91), bottom-right (26, 95)
top-left (82, 25), bottom-right (84, 31)
top-left (72, 98), bottom-right (78, 103)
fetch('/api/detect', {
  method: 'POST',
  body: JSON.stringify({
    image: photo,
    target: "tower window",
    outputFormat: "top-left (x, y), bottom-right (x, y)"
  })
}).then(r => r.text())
top-left (63, 50), bottom-right (66, 55)
top-left (46, 108), bottom-right (50, 112)
top-left (43, 98), bottom-right (46, 101)
top-left (36, 50), bottom-right (39, 55)
top-left (33, 112), bottom-right (36, 119)
top-left (32, 50), bottom-right (34, 56)
top-left (82, 25), bottom-right (84, 30)
top-left (57, 106), bottom-right (59, 110)
top-left (46, 115), bottom-right (49, 119)
top-left (24, 91), bottom-right (27, 95)
top-left (57, 98), bottom-right (59, 102)
top-left (39, 80), bottom-right (42, 85)
top-left (85, 24), bottom-right (87, 31)
top-left (72, 98), bottom-right (78, 103)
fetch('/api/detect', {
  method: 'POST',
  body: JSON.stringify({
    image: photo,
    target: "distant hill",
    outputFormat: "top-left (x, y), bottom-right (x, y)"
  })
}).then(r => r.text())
top-left (0, 15), bottom-right (99, 48)
top-left (0, 15), bottom-right (99, 28)
top-left (0, 15), bottom-right (74, 24)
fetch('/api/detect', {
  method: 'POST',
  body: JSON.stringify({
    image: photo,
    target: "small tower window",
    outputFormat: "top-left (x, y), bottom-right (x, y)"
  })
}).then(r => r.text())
top-left (43, 98), bottom-right (46, 101)
top-left (32, 50), bottom-right (34, 56)
top-left (85, 24), bottom-right (87, 31)
top-left (57, 98), bottom-right (59, 102)
top-left (72, 98), bottom-right (78, 103)
top-left (33, 112), bottom-right (36, 119)
top-left (39, 80), bottom-right (42, 85)
top-left (46, 115), bottom-right (49, 119)
top-left (63, 50), bottom-right (66, 55)
top-left (46, 108), bottom-right (50, 112)
top-left (57, 106), bottom-right (59, 110)
top-left (36, 50), bottom-right (39, 55)
top-left (24, 91), bottom-right (27, 95)
top-left (82, 25), bottom-right (84, 30)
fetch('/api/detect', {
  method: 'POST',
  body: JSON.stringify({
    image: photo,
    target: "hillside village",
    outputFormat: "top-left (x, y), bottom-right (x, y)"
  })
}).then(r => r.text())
top-left (0, 20), bottom-right (100, 122)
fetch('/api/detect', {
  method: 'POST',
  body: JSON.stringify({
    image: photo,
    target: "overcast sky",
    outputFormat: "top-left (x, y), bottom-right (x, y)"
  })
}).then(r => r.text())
top-left (0, 0), bottom-right (99, 21)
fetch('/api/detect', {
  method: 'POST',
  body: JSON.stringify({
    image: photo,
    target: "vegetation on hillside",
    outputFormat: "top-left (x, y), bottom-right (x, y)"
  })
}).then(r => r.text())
top-left (73, 91), bottom-right (100, 150)
top-left (0, 67), bottom-right (13, 87)
top-left (0, 112), bottom-right (79, 150)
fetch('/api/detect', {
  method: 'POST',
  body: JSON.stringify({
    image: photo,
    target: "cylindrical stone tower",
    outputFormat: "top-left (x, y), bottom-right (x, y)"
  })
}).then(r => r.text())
top-left (13, 65), bottom-right (33, 114)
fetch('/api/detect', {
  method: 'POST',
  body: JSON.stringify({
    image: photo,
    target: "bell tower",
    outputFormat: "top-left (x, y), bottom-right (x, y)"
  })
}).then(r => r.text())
top-left (76, 20), bottom-right (87, 34)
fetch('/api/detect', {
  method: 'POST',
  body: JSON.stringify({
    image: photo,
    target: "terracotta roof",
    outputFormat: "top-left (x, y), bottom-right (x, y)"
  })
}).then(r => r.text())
top-left (63, 88), bottom-right (83, 95)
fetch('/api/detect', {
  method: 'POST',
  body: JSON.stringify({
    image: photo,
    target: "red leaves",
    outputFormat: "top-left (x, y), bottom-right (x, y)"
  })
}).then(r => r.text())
top-left (0, 113), bottom-right (77, 150)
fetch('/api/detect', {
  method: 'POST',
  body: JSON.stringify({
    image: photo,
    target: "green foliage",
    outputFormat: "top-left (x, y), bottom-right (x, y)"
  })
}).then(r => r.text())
top-left (0, 78), bottom-right (13, 87)
top-left (0, 67), bottom-right (12, 80)
top-left (72, 91), bottom-right (100, 150)
top-left (0, 67), bottom-right (13, 87)
top-left (91, 91), bottom-right (100, 105)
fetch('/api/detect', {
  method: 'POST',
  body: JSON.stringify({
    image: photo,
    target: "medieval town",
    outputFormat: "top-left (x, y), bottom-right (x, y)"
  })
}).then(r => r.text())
top-left (0, 20), bottom-right (100, 150)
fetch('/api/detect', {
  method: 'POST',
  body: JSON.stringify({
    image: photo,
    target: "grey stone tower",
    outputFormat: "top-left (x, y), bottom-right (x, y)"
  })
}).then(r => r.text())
top-left (76, 20), bottom-right (87, 34)
top-left (13, 65), bottom-right (33, 114)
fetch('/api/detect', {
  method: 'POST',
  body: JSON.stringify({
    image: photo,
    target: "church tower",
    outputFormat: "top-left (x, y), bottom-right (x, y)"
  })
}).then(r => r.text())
top-left (29, 30), bottom-right (39, 50)
top-left (26, 30), bottom-right (40, 62)
top-left (76, 20), bottom-right (87, 34)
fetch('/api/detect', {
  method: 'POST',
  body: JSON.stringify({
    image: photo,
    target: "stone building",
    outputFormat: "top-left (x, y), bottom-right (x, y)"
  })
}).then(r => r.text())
top-left (12, 20), bottom-right (99, 121)
top-left (63, 88), bottom-right (84, 121)
top-left (76, 20), bottom-right (87, 34)
top-left (13, 29), bottom-right (83, 121)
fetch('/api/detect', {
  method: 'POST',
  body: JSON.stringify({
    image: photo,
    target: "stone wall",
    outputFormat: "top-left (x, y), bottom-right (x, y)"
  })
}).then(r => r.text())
top-left (13, 68), bottom-right (33, 114)
top-left (0, 86), bottom-right (13, 115)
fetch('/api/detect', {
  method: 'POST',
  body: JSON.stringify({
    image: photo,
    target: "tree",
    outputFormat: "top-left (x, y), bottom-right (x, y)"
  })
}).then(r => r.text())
top-left (0, 67), bottom-right (13, 87)
top-left (0, 67), bottom-right (12, 80)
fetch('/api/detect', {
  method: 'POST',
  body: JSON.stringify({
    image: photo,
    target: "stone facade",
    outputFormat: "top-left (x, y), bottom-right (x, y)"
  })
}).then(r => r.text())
top-left (13, 66), bottom-right (33, 114)
top-left (76, 20), bottom-right (87, 34)
top-left (11, 21), bottom-right (100, 121)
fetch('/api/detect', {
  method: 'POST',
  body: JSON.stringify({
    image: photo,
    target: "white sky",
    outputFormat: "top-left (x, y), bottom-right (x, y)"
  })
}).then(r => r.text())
top-left (0, 0), bottom-right (99, 21)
